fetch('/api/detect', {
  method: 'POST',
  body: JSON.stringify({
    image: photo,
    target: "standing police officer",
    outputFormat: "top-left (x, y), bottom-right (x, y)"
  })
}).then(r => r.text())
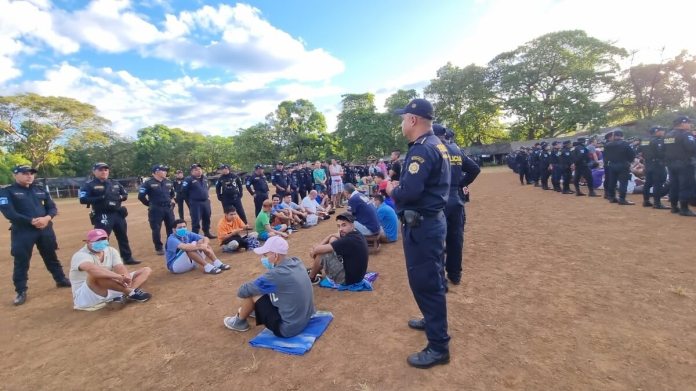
top-left (138, 164), bottom-right (176, 255)
top-left (288, 165), bottom-right (301, 204)
top-left (603, 130), bottom-right (636, 205)
top-left (271, 161), bottom-right (289, 197)
top-left (664, 116), bottom-right (696, 216)
top-left (559, 141), bottom-right (574, 194)
top-left (246, 164), bottom-right (269, 217)
top-left (216, 164), bottom-right (247, 224)
top-left (173, 169), bottom-right (187, 220)
top-left (530, 143), bottom-right (541, 186)
top-left (550, 141), bottom-right (562, 192)
top-left (0, 165), bottom-right (71, 305)
top-left (385, 98), bottom-right (451, 369)
top-left (571, 138), bottom-right (599, 197)
top-left (79, 162), bottom-right (140, 264)
top-left (539, 142), bottom-right (552, 190)
top-left (515, 149), bottom-right (530, 185)
top-left (182, 163), bottom-right (216, 238)
top-left (434, 124), bottom-right (480, 286)
top-left (296, 162), bottom-right (309, 201)
top-left (641, 126), bottom-right (670, 209)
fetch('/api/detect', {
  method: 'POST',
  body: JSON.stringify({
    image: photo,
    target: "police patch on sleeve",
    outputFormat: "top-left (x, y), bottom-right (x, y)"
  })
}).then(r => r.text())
top-left (408, 162), bottom-right (420, 174)
top-left (78, 191), bottom-right (87, 198)
top-left (0, 197), bottom-right (8, 205)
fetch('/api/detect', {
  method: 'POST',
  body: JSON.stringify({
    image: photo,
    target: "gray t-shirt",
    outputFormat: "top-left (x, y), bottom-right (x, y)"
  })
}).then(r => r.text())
top-left (237, 256), bottom-right (315, 337)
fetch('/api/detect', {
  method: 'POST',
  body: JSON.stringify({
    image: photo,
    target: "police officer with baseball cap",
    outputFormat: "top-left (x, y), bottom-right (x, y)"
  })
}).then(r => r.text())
top-left (246, 164), bottom-right (270, 217)
top-left (640, 126), bottom-right (670, 209)
top-left (559, 140), bottom-right (574, 194)
top-left (603, 129), bottom-right (636, 205)
top-left (0, 165), bottom-right (71, 305)
top-left (182, 163), bottom-right (216, 237)
top-left (173, 169), bottom-right (187, 219)
top-left (79, 162), bottom-right (140, 264)
top-left (271, 161), bottom-right (289, 197)
top-left (664, 116), bottom-right (696, 216)
top-left (386, 99), bottom-right (451, 368)
top-left (138, 164), bottom-right (176, 255)
top-left (216, 164), bottom-right (248, 224)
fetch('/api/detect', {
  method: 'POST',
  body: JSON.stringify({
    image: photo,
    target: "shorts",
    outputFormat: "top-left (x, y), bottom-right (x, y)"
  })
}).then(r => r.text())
top-left (354, 221), bottom-right (378, 236)
top-left (72, 272), bottom-right (135, 311)
top-left (258, 226), bottom-right (283, 241)
top-left (254, 294), bottom-right (284, 337)
top-left (331, 177), bottom-right (343, 196)
top-left (168, 251), bottom-right (199, 273)
top-left (320, 252), bottom-right (346, 284)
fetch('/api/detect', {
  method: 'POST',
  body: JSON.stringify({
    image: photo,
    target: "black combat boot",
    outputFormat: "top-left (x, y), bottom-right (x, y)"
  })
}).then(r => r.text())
top-left (671, 202), bottom-right (680, 214)
top-left (679, 201), bottom-right (696, 217)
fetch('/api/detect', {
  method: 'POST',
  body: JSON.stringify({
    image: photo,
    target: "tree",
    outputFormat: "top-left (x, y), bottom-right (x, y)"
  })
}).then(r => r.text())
top-left (232, 123), bottom-right (280, 171)
top-left (335, 93), bottom-right (396, 161)
top-left (61, 130), bottom-right (136, 177)
top-left (425, 63), bottom-right (507, 145)
top-left (267, 99), bottom-right (330, 162)
top-left (488, 30), bottom-right (627, 140)
top-left (134, 124), bottom-right (198, 175)
top-left (383, 89), bottom-right (416, 148)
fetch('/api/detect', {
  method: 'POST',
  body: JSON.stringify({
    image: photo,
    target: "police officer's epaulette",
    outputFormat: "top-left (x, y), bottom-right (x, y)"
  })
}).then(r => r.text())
top-left (664, 137), bottom-right (675, 144)
top-left (416, 137), bottom-right (427, 145)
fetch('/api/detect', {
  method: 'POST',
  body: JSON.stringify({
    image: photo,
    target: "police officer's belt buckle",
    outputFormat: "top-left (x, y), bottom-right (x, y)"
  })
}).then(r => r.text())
top-left (400, 210), bottom-right (422, 228)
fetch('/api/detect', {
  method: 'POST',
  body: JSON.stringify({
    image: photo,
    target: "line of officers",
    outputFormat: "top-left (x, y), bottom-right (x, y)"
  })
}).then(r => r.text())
top-left (508, 115), bottom-right (696, 216)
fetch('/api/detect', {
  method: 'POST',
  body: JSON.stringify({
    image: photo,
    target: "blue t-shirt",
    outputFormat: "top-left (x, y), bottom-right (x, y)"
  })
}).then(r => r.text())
top-left (375, 203), bottom-right (399, 242)
top-left (347, 193), bottom-right (380, 234)
top-left (165, 231), bottom-right (204, 269)
top-left (271, 204), bottom-right (285, 215)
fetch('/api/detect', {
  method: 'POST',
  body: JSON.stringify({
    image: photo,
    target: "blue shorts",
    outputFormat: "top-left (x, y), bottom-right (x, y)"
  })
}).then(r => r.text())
top-left (259, 226), bottom-right (283, 241)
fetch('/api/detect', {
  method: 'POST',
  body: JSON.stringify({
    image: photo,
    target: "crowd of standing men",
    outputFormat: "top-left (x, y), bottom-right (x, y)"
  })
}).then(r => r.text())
top-left (507, 115), bottom-right (696, 216)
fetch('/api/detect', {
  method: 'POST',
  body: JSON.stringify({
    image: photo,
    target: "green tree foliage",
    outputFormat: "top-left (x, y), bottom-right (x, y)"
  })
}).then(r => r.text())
top-left (488, 30), bottom-right (627, 140)
top-left (266, 99), bottom-right (330, 162)
top-left (425, 63), bottom-right (508, 145)
top-left (61, 130), bottom-right (136, 177)
top-left (335, 93), bottom-right (399, 161)
top-left (232, 123), bottom-right (280, 170)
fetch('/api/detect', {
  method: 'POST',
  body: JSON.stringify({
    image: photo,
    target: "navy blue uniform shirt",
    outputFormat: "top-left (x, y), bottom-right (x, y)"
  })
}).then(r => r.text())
top-left (664, 130), bottom-right (696, 162)
top-left (216, 173), bottom-right (244, 202)
top-left (138, 177), bottom-right (175, 206)
top-left (271, 169), bottom-right (288, 190)
top-left (79, 178), bottom-right (127, 212)
top-left (246, 173), bottom-right (269, 195)
top-left (0, 182), bottom-right (57, 229)
top-left (182, 175), bottom-right (209, 202)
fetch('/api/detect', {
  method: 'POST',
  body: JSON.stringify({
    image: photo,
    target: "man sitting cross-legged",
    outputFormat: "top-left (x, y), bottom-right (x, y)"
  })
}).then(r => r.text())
top-left (223, 236), bottom-right (315, 337)
top-left (256, 200), bottom-right (289, 241)
top-left (217, 206), bottom-right (254, 252)
top-left (308, 212), bottom-right (369, 285)
top-left (301, 189), bottom-right (331, 226)
top-left (281, 193), bottom-right (309, 224)
top-left (165, 219), bottom-right (230, 274)
top-left (271, 194), bottom-right (302, 229)
top-left (69, 229), bottom-right (152, 311)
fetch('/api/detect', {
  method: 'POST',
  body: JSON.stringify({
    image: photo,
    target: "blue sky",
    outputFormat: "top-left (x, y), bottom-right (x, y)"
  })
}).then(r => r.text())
top-left (1, 0), bottom-right (695, 136)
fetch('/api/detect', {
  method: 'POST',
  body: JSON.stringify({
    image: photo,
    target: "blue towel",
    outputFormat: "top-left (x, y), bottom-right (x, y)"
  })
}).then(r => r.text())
top-left (248, 311), bottom-right (333, 355)
top-left (318, 271), bottom-right (378, 291)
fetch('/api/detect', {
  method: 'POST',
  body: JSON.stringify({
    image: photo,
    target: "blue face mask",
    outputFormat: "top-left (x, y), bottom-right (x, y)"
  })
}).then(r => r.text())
top-left (176, 228), bottom-right (188, 237)
top-left (91, 239), bottom-right (109, 252)
top-left (261, 257), bottom-right (274, 270)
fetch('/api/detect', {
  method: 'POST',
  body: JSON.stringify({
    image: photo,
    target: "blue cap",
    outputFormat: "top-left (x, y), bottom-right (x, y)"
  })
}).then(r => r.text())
top-left (190, 163), bottom-right (202, 170)
top-left (255, 164), bottom-right (263, 170)
top-left (445, 128), bottom-right (455, 140)
top-left (12, 165), bottom-right (37, 174)
top-left (433, 123), bottom-right (446, 136)
top-left (649, 125), bottom-right (665, 134)
top-left (551, 141), bottom-right (559, 146)
top-left (673, 116), bottom-right (692, 126)
top-left (152, 164), bottom-right (169, 173)
top-left (92, 162), bottom-right (109, 170)
top-left (393, 98), bottom-right (434, 120)
top-left (577, 137), bottom-right (586, 144)
top-left (218, 164), bottom-right (230, 170)
top-left (562, 140), bottom-right (571, 145)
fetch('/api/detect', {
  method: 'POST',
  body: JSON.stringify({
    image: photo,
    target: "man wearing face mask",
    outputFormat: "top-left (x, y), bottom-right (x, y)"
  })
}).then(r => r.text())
top-left (223, 236), bottom-right (315, 337)
top-left (164, 219), bottom-right (230, 274)
top-left (69, 229), bottom-right (152, 311)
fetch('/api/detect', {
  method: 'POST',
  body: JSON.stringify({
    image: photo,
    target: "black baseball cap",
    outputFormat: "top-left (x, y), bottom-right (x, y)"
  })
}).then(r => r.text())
top-left (551, 141), bottom-right (559, 146)
top-left (445, 128), bottom-right (455, 140)
top-left (673, 115), bottom-right (692, 126)
top-left (336, 212), bottom-right (355, 223)
top-left (218, 164), bottom-right (230, 170)
top-left (255, 164), bottom-right (264, 170)
top-left (649, 126), bottom-right (665, 134)
top-left (433, 123), bottom-right (446, 136)
top-left (151, 164), bottom-right (169, 173)
top-left (12, 165), bottom-right (37, 174)
top-left (393, 98), bottom-right (434, 120)
top-left (92, 162), bottom-right (109, 170)
top-left (190, 163), bottom-right (202, 170)
top-left (276, 161), bottom-right (284, 166)
top-left (562, 140), bottom-right (571, 145)
top-left (577, 137), bottom-right (586, 144)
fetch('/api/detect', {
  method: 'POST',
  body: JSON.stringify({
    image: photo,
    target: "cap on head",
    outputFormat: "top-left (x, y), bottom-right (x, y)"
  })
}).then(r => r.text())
top-left (218, 164), bottom-right (230, 170)
top-left (445, 128), bottom-right (455, 140)
top-left (562, 140), bottom-right (571, 146)
top-left (433, 123), bottom-right (446, 136)
top-left (576, 137), bottom-right (586, 144)
top-left (92, 162), bottom-right (109, 170)
top-left (151, 164), bottom-right (169, 173)
top-left (673, 115), bottom-right (692, 126)
top-left (255, 164), bottom-right (263, 170)
top-left (12, 165), bottom-right (37, 174)
top-left (252, 236), bottom-right (288, 255)
top-left (613, 130), bottom-right (624, 137)
top-left (336, 212), bottom-right (355, 223)
top-left (175, 169), bottom-right (183, 174)
top-left (551, 141), bottom-right (559, 146)
top-left (393, 98), bottom-right (434, 120)
top-left (190, 163), bottom-right (202, 170)
top-left (649, 125), bottom-right (664, 134)
top-left (276, 161), bottom-right (284, 166)
top-left (86, 228), bottom-right (108, 242)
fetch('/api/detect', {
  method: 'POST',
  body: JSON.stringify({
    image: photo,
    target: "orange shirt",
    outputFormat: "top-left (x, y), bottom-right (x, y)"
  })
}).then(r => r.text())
top-left (217, 215), bottom-right (246, 245)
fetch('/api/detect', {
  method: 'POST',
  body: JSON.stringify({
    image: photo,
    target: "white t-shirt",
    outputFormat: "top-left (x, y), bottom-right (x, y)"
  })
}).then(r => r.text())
top-left (69, 246), bottom-right (123, 295)
top-left (301, 196), bottom-right (321, 214)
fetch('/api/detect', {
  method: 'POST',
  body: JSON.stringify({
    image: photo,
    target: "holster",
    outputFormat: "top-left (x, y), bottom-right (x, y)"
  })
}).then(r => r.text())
top-left (399, 210), bottom-right (423, 228)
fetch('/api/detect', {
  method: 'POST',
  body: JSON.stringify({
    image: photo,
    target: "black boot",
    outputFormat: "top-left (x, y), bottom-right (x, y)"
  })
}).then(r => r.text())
top-left (642, 199), bottom-right (653, 207)
top-left (671, 202), bottom-right (680, 214)
top-left (407, 348), bottom-right (450, 369)
top-left (588, 190), bottom-right (600, 197)
top-left (679, 201), bottom-right (696, 217)
top-left (653, 201), bottom-right (670, 210)
top-left (575, 187), bottom-right (586, 196)
top-left (618, 198), bottom-right (635, 205)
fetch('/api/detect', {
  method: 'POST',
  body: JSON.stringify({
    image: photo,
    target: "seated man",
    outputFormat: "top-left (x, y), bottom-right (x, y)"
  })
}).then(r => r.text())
top-left (281, 194), bottom-right (308, 222)
top-left (70, 229), bottom-right (152, 311)
top-left (301, 190), bottom-right (330, 226)
top-left (256, 200), bottom-right (289, 241)
top-left (165, 219), bottom-right (230, 274)
top-left (343, 183), bottom-right (381, 237)
top-left (316, 189), bottom-right (333, 212)
top-left (217, 206), bottom-right (254, 252)
top-left (271, 194), bottom-right (301, 228)
top-left (372, 194), bottom-right (399, 243)
top-left (308, 212), bottom-right (369, 285)
top-left (223, 236), bottom-right (315, 337)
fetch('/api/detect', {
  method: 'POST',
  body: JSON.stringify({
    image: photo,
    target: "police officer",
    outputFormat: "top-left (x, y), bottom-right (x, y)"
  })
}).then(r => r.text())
top-left (173, 169), bottom-right (187, 219)
top-left (664, 116), bottom-right (696, 216)
top-left (296, 162), bottom-right (309, 200)
top-left (529, 143), bottom-right (541, 186)
top-left (559, 140), bottom-right (574, 194)
top-left (539, 142), bottom-right (552, 190)
top-left (385, 98), bottom-right (450, 369)
top-left (389, 149), bottom-right (402, 181)
top-left (603, 130), bottom-right (636, 205)
top-left (571, 138), bottom-right (599, 197)
top-left (434, 124), bottom-right (480, 287)
top-left (271, 161), bottom-right (289, 197)
top-left (549, 141), bottom-right (562, 192)
top-left (216, 164), bottom-right (247, 224)
top-left (80, 162), bottom-right (140, 264)
top-left (641, 126), bottom-right (670, 209)
top-left (182, 163), bottom-right (216, 237)
top-left (0, 165), bottom-right (71, 305)
top-left (288, 165), bottom-right (301, 204)
top-left (138, 164), bottom-right (176, 255)
top-left (246, 164), bottom-right (270, 217)
top-left (515, 148), bottom-right (529, 185)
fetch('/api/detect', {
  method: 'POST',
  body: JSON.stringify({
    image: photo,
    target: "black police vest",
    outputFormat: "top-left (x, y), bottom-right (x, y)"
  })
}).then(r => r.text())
top-left (445, 141), bottom-right (464, 206)
top-left (664, 130), bottom-right (696, 162)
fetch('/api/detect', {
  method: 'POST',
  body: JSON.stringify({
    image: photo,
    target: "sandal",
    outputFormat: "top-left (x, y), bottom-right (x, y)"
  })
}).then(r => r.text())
top-left (205, 267), bottom-right (222, 275)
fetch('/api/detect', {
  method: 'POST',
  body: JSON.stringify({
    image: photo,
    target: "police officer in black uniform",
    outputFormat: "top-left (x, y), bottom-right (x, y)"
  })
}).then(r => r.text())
top-left (559, 140), bottom-right (574, 194)
top-left (640, 126), bottom-right (670, 209)
top-left (539, 142), bottom-right (552, 190)
top-left (389, 149), bottom-right (402, 181)
top-left (549, 141), bottom-right (562, 192)
top-left (216, 164), bottom-right (247, 224)
top-left (138, 164), bottom-right (176, 255)
top-left (529, 143), bottom-right (541, 186)
top-left (246, 164), bottom-right (270, 217)
top-left (288, 165), bottom-right (301, 204)
top-left (434, 124), bottom-right (480, 286)
top-left (182, 163), bottom-right (216, 238)
top-left (0, 165), bottom-right (71, 305)
top-left (385, 99), bottom-right (451, 369)
top-left (271, 161), bottom-right (289, 198)
top-left (603, 130), bottom-right (636, 205)
top-left (571, 138), bottom-right (599, 197)
top-left (664, 116), bottom-right (696, 216)
top-left (79, 162), bottom-right (140, 264)
top-left (514, 148), bottom-right (529, 185)
top-left (296, 162), bottom-right (309, 200)
top-left (173, 169), bottom-right (187, 219)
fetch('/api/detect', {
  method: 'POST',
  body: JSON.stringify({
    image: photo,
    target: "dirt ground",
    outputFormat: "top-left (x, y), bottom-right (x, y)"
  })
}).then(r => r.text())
top-left (0, 166), bottom-right (694, 391)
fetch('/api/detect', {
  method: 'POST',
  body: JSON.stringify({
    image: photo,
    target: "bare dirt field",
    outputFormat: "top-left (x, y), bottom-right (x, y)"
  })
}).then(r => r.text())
top-left (0, 167), bottom-right (694, 391)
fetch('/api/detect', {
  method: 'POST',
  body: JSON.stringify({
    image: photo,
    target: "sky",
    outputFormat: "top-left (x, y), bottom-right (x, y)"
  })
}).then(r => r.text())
top-left (2, 0), bottom-right (695, 136)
